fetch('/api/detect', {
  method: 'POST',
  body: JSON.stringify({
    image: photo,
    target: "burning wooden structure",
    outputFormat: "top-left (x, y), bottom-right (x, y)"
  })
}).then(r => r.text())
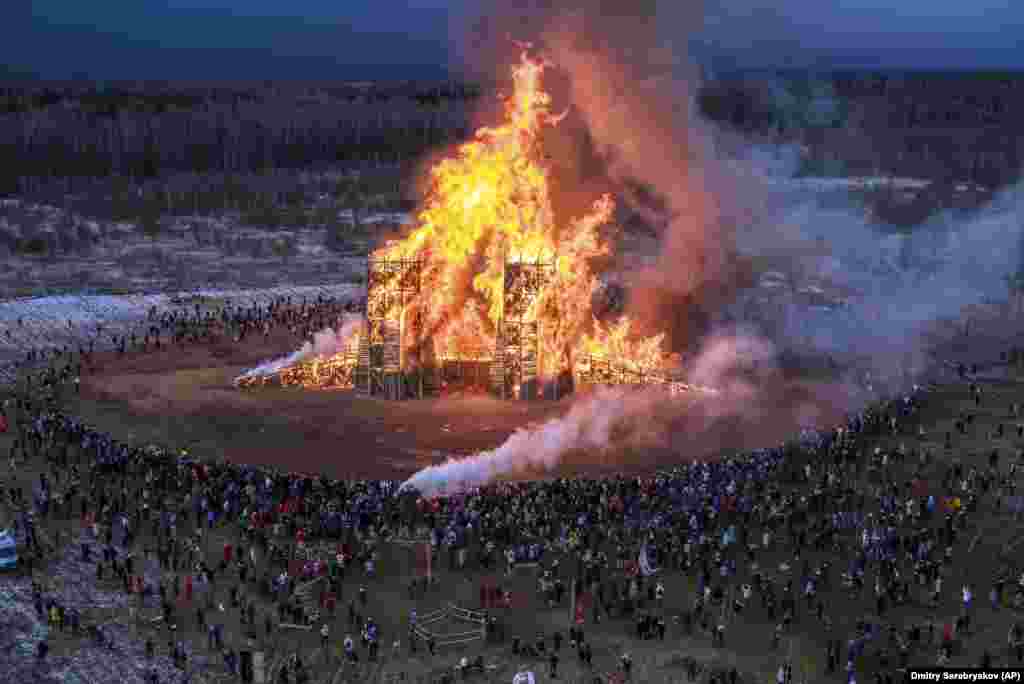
top-left (357, 256), bottom-right (558, 400)
top-left (238, 50), bottom-right (688, 400)
top-left (356, 256), bottom-right (425, 399)
top-left (573, 354), bottom-right (660, 389)
top-left (491, 260), bottom-right (554, 400)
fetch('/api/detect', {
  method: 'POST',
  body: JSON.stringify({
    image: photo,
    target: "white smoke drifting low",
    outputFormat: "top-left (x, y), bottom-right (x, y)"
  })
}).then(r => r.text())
top-left (402, 387), bottom-right (637, 494)
top-left (233, 314), bottom-right (362, 384)
top-left (401, 328), bottom-right (852, 496)
top-left (738, 179), bottom-right (1024, 382)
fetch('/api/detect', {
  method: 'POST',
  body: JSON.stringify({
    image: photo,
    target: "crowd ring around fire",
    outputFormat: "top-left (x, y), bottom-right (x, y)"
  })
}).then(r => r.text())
top-left (235, 48), bottom-right (718, 402)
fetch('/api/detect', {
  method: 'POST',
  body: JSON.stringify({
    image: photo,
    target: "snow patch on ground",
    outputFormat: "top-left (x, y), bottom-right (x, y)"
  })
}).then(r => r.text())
top-left (0, 283), bottom-right (363, 379)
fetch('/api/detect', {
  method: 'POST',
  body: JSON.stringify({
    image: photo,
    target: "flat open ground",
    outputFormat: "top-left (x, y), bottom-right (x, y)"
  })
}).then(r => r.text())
top-left (66, 332), bottom-right (865, 483)
top-left (67, 333), bottom-right (569, 480)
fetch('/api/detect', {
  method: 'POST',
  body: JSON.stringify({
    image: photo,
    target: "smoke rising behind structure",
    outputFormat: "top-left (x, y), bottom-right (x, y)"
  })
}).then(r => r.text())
top-left (401, 4), bottom-right (1024, 494)
top-left (401, 1), bottom-right (1024, 494)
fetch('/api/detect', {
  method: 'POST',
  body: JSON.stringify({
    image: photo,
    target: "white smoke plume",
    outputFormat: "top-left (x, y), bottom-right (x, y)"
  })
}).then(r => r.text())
top-left (401, 328), bottom-right (852, 496)
top-left (402, 386), bottom-right (636, 495)
top-left (234, 314), bottom-right (363, 384)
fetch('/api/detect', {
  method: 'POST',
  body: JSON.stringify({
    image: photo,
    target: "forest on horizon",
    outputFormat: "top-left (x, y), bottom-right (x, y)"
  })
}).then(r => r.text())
top-left (0, 66), bottom-right (1020, 202)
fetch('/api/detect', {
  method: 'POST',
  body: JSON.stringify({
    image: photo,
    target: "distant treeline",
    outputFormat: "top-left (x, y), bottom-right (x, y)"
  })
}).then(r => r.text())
top-left (0, 80), bottom-right (483, 112)
top-left (700, 70), bottom-right (1022, 130)
top-left (1, 71), bottom-right (1023, 199)
top-left (0, 166), bottom-right (417, 261)
top-left (698, 70), bottom-right (1024, 187)
top-left (0, 82), bottom-right (481, 197)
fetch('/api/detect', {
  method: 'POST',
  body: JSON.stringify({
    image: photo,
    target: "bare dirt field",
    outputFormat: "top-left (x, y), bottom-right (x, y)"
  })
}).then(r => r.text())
top-left (66, 332), bottom-right (863, 484)
top-left (68, 333), bottom-right (568, 480)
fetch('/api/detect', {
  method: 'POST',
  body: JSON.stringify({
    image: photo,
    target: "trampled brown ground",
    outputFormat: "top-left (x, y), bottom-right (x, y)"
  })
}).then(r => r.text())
top-left (68, 332), bottom-right (568, 480)
top-left (65, 307), bottom-right (1020, 486)
top-left (65, 329), bottom-right (882, 484)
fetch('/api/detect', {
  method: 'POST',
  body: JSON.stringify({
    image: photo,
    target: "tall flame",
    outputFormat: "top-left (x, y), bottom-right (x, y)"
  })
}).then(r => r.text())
top-left (243, 48), bottom-right (674, 390)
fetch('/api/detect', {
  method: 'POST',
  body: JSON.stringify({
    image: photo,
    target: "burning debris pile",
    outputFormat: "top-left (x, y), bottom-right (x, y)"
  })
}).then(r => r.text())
top-left (238, 49), bottom-right (686, 395)
top-left (235, 315), bottom-right (363, 388)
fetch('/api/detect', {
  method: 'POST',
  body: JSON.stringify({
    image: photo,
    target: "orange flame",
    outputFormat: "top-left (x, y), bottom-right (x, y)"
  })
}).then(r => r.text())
top-left (578, 316), bottom-right (667, 376)
top-left (255, 49), bottom-right (677, 390)
top-left (236, 329), bottom-right (362, 390)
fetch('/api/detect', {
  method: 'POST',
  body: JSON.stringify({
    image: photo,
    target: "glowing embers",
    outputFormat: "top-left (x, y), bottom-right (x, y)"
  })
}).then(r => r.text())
top-left (572, 355), bottom-right (719, 397)
top-left (236, 333), bottom-right (361, 390)
top-left (574, 354), bottom-right (656, 388)
top-left (280, 346), bottom-right (360, 389)
top-left (573, 316), bottom-right (668, 389)
top-left (438, 359), bottom-right (493, 397)
top-left (572, 318), bottom-right (718, 396)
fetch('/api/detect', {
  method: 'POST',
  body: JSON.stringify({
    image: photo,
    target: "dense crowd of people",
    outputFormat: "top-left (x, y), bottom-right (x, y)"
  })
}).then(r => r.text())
top-left (2, 295), bottom-right (1023, 684)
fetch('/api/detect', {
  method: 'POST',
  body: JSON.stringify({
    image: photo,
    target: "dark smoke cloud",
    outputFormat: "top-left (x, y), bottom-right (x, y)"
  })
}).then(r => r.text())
top-left (453, 0), bottom-right (761, 350)
top-left (401, 0), bottom-right (1024, 493)
top-left (450, 0), bottom-right (1024, 367)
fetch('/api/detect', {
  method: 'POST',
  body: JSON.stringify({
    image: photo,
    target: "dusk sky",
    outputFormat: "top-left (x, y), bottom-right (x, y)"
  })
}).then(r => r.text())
top-left (4, 0), bottom-right (1023, 81)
